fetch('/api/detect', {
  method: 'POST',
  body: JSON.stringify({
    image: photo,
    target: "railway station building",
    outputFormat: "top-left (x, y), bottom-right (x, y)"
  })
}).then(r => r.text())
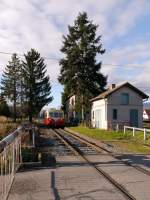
top-left (91, 82), bottom-right (149, 130)
top-left (65, 94), bottom-right (77, 122)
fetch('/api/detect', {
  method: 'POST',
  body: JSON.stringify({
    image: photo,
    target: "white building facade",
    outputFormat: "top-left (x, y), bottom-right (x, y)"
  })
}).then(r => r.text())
top-left (91, 82), bottom-right (149, 130)
top-left (65, 94), bottom-right (76, 121)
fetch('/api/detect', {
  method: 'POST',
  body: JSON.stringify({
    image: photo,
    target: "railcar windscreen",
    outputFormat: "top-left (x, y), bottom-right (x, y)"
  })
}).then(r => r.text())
top-left (49, 112), bottom-right (54, 117)
top-left (49, 111), bottom-right (63, 118)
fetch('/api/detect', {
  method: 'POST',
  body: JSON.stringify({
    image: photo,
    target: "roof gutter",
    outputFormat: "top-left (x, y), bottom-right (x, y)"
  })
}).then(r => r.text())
top-left (143, 97), bottom-right (149, 102)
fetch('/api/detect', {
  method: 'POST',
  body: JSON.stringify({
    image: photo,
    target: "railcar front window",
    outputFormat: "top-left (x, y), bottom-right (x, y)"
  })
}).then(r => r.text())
top-left (49, 112), bottom-right (54, 117)
top-left (54, 112), bottom-right (59, 118)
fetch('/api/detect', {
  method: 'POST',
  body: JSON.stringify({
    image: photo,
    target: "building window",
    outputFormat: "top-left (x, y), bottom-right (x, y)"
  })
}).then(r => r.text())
top-left (113, 109), bottom-right (117, 120)
top-left (92, 111), bottom-right (94, 119)
top-left (121, 93), bottom-right (129, 105)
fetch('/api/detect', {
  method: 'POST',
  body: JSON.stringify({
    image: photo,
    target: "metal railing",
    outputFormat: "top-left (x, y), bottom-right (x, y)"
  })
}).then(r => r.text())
top-left (124, 126), bottom-right (150, 140)
top-left (0, 125), bottom-right (35, 200)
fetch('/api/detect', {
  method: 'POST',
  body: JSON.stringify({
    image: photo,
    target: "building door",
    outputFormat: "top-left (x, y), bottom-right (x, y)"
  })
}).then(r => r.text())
top-left (95, 109), bottom-right (101, 128)
top-left (130, 109), bottom-right (138, 127)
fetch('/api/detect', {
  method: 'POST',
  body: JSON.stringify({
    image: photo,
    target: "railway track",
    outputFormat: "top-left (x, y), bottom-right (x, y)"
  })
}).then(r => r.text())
top-left (36, 129), bottom-right (74, 156)
top-left (62, 128), bottom-right (150, 176)
top-left (52, 128), bottom-right (137, 200)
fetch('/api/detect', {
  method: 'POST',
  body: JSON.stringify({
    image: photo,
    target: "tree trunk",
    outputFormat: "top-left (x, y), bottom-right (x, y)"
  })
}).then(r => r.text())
top-left (28, 103), bottom-right (33, 122)
top-left (81, 95), bottom-right (84, 124)
top-left (81, 105), bottom-right (84, 122)
top-left (13, 100), bottom-right (16, 122)
top-left (28, 94), bottom-right (33, 122)
top-left (13, 81), bottom-right (16, 122)
top-left (20, 79), bottom-right (23, 121)
top-left (29, 114), bottom-right (32, 122)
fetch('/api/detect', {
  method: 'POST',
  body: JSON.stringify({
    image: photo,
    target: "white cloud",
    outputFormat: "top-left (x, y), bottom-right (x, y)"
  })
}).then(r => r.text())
top-left (0, 0), bottom-right (150, 105)
top-left (104, 0), bottom-right (150, 41)
top-left (101, 41), bottom-right (150, 97)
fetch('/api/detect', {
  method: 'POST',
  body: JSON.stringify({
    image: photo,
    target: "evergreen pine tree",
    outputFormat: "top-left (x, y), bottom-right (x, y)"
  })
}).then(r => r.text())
top-left (22, 49), bottom-right (53, 122)
top-left (1, 53), bottom-right (21, 122)
top-left (59, 12), bottom-right (107, 120)
top-left (0, 95), bottom-right (10, 117)
top-left (61, 85), bottom-right (71, 114)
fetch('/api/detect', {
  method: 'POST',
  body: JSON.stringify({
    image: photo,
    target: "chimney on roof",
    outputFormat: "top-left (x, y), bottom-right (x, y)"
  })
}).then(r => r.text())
top-left (109, 84), bottom-right (116, 90)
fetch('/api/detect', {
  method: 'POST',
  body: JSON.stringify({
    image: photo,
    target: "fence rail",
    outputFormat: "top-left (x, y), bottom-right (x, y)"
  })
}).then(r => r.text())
top-left (124, 126), bottom-right (150, 140)
top-left (0, 124), bottom-right (35, 200)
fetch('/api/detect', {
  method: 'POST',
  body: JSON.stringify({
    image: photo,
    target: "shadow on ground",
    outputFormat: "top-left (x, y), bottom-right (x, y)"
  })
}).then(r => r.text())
top-left (116, 154), bottom-right (150, 169)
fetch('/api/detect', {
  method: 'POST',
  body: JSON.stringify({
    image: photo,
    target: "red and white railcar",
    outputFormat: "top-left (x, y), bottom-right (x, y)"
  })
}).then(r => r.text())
top-left (44, 110), bottom-right (65, 128)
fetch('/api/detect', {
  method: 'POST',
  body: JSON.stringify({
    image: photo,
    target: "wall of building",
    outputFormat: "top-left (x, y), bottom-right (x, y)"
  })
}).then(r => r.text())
top-left (91, 99), bottom-right (108, 129)
top-left (91, 86), bottom-right (144, 130)
top-left (107, 87), bottom-right (142, 105)
top-left (66, 95), bottom-right (76, 120)
top-left (107, 86), bottom-right (143, 129)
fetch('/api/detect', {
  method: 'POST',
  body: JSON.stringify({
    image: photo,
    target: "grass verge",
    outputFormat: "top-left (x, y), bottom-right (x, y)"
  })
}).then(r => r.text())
top-left (69, 126), bottom-right (150, 154)
top-left (0, 122), bottom-right (19, 140)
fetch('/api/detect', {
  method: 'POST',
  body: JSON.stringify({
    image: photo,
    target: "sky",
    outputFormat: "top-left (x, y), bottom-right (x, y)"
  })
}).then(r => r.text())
top-left (0, 0), bottom-right (150, 108)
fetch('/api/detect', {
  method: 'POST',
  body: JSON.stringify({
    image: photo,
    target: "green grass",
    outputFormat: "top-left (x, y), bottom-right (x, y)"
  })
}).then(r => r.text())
top-left (107, 141), bottom-right (150, 154)
top-left (143, 122), bottom-right (150, 129)
top-left (69, 126), bottom-right (150, 154)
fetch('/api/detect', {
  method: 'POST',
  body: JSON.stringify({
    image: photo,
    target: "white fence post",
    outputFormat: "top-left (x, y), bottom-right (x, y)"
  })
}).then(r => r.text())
top-left (124, 126), bottom-right (150, 141)
top-left (133, 127), bottom-right (135, 137)
top-left (144, 128), bottom-right (147, 141)
top-left (116, 124), bottom-right (119, 132)
top-left (124, 126), bottom-right (126, 134)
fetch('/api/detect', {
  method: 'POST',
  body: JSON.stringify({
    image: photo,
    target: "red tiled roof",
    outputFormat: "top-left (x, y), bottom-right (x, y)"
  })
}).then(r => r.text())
top-left (144, 109), bottom-right (150, 116)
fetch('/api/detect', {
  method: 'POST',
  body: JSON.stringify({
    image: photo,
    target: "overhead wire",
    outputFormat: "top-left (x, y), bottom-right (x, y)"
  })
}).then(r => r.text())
top-left (0, 50), bottom-right (150, 67)
top-left (0, 50), bottom-right (149, 90)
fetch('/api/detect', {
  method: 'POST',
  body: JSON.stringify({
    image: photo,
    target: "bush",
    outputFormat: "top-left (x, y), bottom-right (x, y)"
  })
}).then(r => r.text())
top-left (0, 116), bottom-right (8, 123)
top-left (0, 101), bottom-right (10, 117)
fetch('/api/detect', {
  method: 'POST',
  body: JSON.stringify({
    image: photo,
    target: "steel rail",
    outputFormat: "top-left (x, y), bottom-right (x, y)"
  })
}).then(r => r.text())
top-left (61, 129), bottom-right (109, 153)
top-left (53, 129), bottom-right (137, 200)
top-left (56, 129), bottom-right (99, 155)
top-left (63, 129), bottom-right (150, 176)
top-left (50, 129), bottom-right (79, 156)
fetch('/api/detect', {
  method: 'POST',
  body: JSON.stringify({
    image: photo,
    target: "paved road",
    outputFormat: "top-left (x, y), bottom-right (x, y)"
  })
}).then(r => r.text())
top-left (86, 154), bottom-right (150, 200)
top-left (8, 128), bottom-right (150, 200)
top-left (8, 156), bottom-right (128, 200)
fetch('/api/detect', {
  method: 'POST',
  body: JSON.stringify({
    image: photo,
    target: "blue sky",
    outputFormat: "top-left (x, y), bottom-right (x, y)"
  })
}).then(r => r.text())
top-left (0, 0), bottom-right (150, 108)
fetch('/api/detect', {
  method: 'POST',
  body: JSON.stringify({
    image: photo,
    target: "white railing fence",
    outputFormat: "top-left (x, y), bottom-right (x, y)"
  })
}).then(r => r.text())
top-left (124, 126), bottom-right (150, 141)
top-left (0, 125), bottom-right (35, 200)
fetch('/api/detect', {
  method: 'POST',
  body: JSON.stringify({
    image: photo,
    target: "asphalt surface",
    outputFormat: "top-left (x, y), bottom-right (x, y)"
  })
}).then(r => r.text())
top-left (8, 156), bottom-right (128, 200)
top-left (7, 128), bottom-right (150, 200)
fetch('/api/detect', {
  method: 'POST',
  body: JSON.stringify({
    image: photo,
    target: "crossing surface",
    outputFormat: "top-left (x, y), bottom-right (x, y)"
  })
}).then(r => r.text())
top-left (6, 128), bottom-right (150, 200)
top-left (8, 156), bottom-right (128, 200)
